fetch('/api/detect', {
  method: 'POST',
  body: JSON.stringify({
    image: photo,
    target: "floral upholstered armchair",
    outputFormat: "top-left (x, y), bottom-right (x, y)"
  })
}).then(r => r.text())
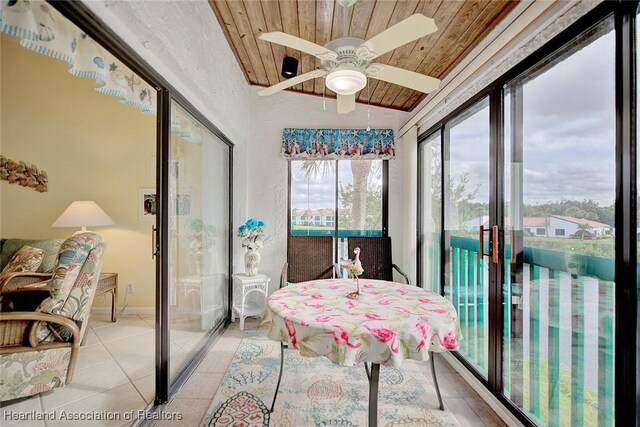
top-left (0, 237), bottom-right (63, 293)
top-left (0, 233), bottom-right (105, 401)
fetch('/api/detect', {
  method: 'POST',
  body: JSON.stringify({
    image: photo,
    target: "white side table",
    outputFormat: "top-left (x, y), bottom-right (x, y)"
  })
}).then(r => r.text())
top-left (232, 273), bottom-right (271, 330)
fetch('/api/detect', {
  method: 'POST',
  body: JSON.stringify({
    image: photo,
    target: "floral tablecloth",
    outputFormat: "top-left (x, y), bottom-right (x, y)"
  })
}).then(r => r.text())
top-left (262, 279), bottom-right (461, 367)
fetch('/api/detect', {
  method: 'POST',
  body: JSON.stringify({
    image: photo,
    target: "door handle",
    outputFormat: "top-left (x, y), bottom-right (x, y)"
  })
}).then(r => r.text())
top-left (151, 225), bottom-right (157, 259)
top-left (479, 225), bottom-right (489, 257)
top-left (479, 225), bottom-right (499, 264)
top-left (491, 225), bottom-right (499, 264)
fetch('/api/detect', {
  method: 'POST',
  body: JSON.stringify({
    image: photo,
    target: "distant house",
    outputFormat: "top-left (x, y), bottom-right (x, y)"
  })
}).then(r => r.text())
top-left (549, 215), bottom-right (612, 238)
top-left (291, 208), bottom-right (335, 227)
top-left (463, 215), bottom-right (612, 238)
top-left (524, 217), bottom-right (549, 237)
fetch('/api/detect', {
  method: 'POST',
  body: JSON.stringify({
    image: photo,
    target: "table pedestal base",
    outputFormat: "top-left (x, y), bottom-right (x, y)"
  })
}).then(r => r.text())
top-left (364, 363), bottom-right (380, 427)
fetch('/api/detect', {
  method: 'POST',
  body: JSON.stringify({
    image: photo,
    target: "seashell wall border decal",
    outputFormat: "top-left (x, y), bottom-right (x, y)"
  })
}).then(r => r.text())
top-left (0, 155), bottom-right (48, 192)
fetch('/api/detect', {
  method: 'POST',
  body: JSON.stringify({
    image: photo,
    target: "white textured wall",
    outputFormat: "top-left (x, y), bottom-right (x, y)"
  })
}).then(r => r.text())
top-left (85, 1), bottom-right (413, 291)
top-left (248, 87), bottom-right (409, 292)
top-left (84, 0), bottom-right (252, 272)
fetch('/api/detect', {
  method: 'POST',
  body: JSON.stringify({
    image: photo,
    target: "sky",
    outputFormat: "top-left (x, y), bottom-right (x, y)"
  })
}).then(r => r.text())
top-left (291, 161), bottom-right (382, 210)
top-left (449, 28), bottom-right (616, 207)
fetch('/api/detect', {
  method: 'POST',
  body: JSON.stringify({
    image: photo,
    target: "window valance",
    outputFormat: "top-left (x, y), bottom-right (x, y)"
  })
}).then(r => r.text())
top-left (281, 128), bottom-right (395, 160)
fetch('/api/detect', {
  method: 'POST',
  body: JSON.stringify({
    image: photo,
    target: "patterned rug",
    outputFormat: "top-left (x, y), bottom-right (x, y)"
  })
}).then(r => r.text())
top-left (201, 331), bottom-right (460, 427)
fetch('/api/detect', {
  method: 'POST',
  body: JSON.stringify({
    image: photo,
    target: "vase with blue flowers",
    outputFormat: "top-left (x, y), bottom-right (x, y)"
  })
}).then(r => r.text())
top-left (237, 218), bottom-right (266, 276)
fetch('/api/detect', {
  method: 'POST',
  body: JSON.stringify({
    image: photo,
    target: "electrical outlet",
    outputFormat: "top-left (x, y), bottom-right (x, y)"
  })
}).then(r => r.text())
top-left (127, 283), bottom-right (134, 293)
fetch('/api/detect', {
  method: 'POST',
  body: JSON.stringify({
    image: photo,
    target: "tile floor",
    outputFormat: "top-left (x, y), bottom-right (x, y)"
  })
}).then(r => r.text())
top-left (159, 317), bottom-right (509, 427)
top-left (2, 316), bottom-right (508, 427)
top-left (1, 314), bottom-right (156, 427)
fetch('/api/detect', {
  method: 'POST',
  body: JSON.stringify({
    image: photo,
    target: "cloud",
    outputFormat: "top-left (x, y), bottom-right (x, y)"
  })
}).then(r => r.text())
top-left (441, 30), bottom-right (617, 206)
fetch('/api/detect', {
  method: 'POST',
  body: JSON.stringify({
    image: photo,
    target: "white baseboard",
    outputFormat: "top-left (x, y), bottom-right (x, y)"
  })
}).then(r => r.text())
top-left (441, 353), bottom-right (524, 427)
top-left (91, 307), bottom-right (155, 315)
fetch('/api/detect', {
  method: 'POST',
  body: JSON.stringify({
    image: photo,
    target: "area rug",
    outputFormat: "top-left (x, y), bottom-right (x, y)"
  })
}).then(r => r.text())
top-left (201, 331), bottom-right (460, 427)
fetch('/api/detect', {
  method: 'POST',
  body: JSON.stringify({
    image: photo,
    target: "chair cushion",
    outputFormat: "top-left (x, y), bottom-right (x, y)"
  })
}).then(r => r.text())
top-left (33, 234), bottom-right (104, 344)
top-left (39, 233), bottom-right (103, 317)
top-left (1, 246), bottom-right (44, 275)
top-left (0, 238), bottom-right (63, 273)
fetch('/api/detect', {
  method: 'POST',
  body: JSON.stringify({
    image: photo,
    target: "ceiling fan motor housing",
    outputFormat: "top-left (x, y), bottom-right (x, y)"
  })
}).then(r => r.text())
top-left (321, 37), bottom-right (370, 71)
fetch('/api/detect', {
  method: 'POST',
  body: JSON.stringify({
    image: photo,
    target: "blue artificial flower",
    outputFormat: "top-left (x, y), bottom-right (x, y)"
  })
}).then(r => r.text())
top-left (246, 219), bottom-right (258, 229)
top-left (257, 220), bottom-right (265, 228)
top-left (238, 225), bottom-right (247, 234)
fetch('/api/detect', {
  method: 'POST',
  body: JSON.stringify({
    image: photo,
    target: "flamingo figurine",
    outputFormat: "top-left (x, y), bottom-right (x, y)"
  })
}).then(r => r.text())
top-left (341, 247), bottom-right (364, 299)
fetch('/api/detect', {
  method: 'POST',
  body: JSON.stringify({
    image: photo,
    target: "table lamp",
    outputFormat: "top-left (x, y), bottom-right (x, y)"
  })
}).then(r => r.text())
top-left (52, 201), bottom-right (114, 234)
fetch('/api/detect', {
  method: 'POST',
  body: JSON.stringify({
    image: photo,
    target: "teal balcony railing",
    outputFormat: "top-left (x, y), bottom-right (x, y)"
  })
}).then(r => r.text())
top-left (448, 236), bottom-right (615, 427)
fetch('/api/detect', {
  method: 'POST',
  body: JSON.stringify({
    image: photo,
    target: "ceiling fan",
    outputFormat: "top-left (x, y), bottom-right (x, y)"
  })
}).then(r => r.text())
top-left (258, 1), bottom-right (441, 114)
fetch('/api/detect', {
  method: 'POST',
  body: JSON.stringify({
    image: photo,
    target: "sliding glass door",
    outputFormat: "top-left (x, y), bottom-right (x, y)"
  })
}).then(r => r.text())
top-left (444, 98), bottom-right (490, 377)
top-left (168, 100), bottom-right (230, 380)
top-left (417, 4), bottom-right (635, 425)
top-left (503, 18), bottom-right (616, 426)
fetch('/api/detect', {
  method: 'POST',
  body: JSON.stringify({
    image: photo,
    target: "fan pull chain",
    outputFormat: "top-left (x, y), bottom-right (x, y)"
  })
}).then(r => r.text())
top-left (322, 79), bottom-right (326, 111)
top-left (366, 84), bottom-right (371, 131)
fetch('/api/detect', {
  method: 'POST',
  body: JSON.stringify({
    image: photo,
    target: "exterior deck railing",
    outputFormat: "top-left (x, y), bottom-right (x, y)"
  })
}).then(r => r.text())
top-left (448, 236), bottom-right (615, 427)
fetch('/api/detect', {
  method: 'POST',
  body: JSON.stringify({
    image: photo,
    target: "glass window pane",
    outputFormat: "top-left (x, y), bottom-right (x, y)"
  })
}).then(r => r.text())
top-left (420, 132), bottom-right (441, 293)
top-left (290, 160), bottom-right (336, 236)
top-left (289, 160), bottom-right (384, 239)
top-left (337, 160), bottom-right (383, 238)
top-left (503, 20), bottom-right (615, 426)
top-left (445, 97), bottom-right (490, 377)
top-left (169, 101), bottom-right (230, 379)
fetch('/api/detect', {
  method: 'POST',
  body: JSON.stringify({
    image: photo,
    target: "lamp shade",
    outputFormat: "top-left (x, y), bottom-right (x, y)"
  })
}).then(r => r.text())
top-left (52, 201), bottom-right (114, 229)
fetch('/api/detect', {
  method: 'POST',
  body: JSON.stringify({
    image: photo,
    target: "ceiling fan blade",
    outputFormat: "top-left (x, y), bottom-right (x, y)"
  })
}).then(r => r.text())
top-left (337, 93), bottom-right (356, 114)
top-left (259, 32), bottom-right (337, 61)
top-left (365, 64), bottom-right (440, 94)
top-left (258, 70), bottom-right (327, 96)
top-left (356, 14), bottom-right (437, 60)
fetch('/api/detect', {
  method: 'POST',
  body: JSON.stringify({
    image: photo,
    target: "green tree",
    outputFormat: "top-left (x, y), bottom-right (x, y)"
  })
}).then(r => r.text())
top-left (298, 160), bottom-right (374, 230)
top-left (338, 181), bottom-right (382, 230)
top-left (576, 223), bottom-right (593, 240)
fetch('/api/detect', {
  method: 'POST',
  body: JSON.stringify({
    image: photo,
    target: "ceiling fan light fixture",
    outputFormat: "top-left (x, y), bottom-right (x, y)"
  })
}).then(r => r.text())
top-left (281, 56), bottom-right (298, 79)
top-left (326, 69), bottom-right (366, 95)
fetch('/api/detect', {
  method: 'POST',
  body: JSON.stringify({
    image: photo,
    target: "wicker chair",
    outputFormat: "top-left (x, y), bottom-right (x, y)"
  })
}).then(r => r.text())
top-left (347, 236), bottom-right (411, 285)
top-left (0, 233), bottom-right (105, 402)
top-left (280, 235), bottom-right (339, 287)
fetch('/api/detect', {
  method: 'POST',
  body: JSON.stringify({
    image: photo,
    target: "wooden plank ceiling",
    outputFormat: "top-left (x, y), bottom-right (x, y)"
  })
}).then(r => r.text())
top-left (209, 0), bottom-right (518, 112)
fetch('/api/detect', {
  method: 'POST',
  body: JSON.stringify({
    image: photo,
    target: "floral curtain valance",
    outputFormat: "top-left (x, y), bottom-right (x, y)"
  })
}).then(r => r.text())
top-left (1, 1), bottom-right (202, 144)
top-left (281, 128), bottom-right (396, 160)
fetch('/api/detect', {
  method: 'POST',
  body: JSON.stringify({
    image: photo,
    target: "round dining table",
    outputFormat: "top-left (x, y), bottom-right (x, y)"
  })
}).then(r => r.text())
top-left (262, 278), bottom-right (461, 427)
